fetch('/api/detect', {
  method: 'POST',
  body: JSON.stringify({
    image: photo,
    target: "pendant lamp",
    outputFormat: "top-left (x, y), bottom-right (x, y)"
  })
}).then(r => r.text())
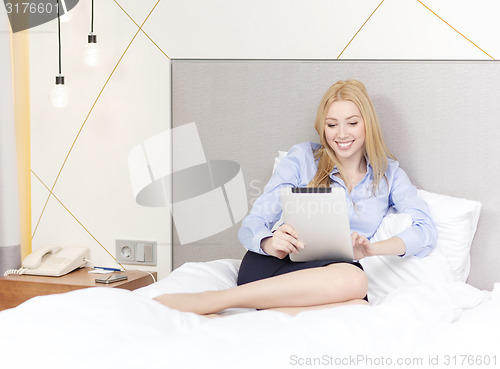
top-left (84, 0), bottom-right (100, 66)
top-left (49, 0), bottom-right (70, 108)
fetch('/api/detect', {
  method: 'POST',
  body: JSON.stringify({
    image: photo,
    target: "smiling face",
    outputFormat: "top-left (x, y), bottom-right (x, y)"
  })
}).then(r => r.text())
top-left (324, 100), bottom-right (366, 167)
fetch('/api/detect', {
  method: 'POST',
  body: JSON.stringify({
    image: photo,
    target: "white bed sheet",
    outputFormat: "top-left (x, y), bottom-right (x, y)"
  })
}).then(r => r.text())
top-left (0, 259), bottom-right (499, 369)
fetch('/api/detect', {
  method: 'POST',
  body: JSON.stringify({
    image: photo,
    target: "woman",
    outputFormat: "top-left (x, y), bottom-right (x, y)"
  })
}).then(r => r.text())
top-left (154, 80), bottom-right (437, 315)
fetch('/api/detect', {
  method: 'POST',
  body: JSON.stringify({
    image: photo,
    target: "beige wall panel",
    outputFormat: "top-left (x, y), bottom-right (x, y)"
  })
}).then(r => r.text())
top-left (421, 0), bottom-right (497, 59)
top-left (340, 0), bottom-right (490, 59)
top-left (144, 0), bottom-right (383, 59)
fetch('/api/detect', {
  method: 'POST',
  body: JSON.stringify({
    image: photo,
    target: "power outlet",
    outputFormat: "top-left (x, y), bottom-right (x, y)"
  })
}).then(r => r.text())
top-left (116, 239), bottom-right (157, 266)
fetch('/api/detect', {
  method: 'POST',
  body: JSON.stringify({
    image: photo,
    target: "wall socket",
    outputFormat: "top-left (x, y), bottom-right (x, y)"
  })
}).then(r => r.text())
top-left (116, 239), bottom-right (157, 266)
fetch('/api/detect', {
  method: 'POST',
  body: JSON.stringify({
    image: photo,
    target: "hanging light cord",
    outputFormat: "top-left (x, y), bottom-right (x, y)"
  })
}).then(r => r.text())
top-left (57, 0), bottom-right (61, 75)
top-left (91, 0), bottom-right (94, 33)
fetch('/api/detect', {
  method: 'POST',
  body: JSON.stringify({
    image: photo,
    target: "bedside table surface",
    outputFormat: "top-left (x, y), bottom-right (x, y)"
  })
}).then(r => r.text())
top-left (0, 267), bottom-right (156, 311)
top-left (2, 267), bottom-right (152, 286)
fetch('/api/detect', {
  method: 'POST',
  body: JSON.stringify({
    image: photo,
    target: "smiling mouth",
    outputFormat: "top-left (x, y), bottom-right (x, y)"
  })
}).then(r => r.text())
top-left (336, 140), bottom-right (354, 150)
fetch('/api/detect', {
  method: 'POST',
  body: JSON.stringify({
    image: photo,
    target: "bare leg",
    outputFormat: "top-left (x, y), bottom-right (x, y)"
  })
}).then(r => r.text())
top-left (154, 263), bottom-right (367, 315)
top-left (268, 299), bottom-right (369, 316)
top-left (203, 299), bottom-right (368, 319)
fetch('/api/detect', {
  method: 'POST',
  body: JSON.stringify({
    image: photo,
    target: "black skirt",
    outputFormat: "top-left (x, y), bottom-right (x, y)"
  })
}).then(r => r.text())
top-left (237, 250), bottom-right (364, 286)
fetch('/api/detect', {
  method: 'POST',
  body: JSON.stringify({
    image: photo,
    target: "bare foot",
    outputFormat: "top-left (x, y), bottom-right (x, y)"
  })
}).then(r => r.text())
top-left (153, 291), bottom-right (222, 315)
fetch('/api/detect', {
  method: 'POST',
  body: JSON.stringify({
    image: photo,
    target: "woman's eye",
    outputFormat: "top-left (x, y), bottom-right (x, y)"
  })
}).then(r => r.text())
top-left (327, 123), bottom-right (337, 128)
top-left (349, 122), bottom-right (358, 126)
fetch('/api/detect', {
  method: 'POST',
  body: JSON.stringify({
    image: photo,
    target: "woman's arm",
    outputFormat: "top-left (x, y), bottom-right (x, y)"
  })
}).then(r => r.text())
top-left (352, 165), bottom-right (437, 260)
top-left (387, 166), bottom-right (438, 258)
top-left (238, 143), bottom-right (314, 254)
top-left (352, 232), bottom-right (405, 260)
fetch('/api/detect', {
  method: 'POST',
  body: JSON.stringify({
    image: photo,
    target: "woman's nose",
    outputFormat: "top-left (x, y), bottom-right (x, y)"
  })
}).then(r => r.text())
top-left (338, 124), bottom-right (348, 138)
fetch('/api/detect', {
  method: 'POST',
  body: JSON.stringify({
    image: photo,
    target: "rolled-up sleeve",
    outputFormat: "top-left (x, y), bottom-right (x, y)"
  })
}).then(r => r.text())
top-left (389, 167), bottom-right (438, 258)
top-left (238, 144), bottom-right (308, 254)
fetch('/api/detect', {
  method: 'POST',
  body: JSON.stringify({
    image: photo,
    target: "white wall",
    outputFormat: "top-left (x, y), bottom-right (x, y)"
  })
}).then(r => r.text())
top-left (29, 0), bottom-right (171, 278)
top-left (29, 0), bottom-right (497, 279)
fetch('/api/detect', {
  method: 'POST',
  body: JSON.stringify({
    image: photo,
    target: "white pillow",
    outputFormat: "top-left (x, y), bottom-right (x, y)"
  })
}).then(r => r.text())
top-left (134, 259), bottom-right (241, 299)
top-left (273, 151), bottom-right (288, 172)
top-left (416, 189), bottom-right (481, 282)
top-left (360, 190), bottom-right (481, 304)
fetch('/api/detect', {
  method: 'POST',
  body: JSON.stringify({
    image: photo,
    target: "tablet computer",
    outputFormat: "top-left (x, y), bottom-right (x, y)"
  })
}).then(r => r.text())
top-left (280, 187), bottom-right (354, 262)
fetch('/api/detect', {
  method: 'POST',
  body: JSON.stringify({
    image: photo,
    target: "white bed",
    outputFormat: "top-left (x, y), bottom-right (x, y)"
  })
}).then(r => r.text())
top-left (0, 262), bottom-right (499, 369)
top-left (1, 187), bottom-right (499, 368)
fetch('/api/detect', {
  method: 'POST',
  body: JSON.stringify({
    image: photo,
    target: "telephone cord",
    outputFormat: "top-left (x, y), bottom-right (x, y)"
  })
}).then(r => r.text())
top-left (145, 271), bottom-right (156, 283)
top-left (3, 268), bottom-right (27, 277)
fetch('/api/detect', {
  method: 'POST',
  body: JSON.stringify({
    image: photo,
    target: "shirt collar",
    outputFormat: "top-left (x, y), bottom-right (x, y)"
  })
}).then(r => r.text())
top-left (329, 156), bottom-right (372, 180)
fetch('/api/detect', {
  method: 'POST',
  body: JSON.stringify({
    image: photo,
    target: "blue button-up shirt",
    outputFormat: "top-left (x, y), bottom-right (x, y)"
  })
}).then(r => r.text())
top-left (238, 142), bottom-right (437, 258)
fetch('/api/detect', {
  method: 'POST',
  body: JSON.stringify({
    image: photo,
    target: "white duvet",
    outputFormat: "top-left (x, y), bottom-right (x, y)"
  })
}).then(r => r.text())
top-left (0, 259), bottom-right (499, 369)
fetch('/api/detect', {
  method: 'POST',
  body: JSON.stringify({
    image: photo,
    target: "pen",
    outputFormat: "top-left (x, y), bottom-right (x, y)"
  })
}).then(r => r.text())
top-left (93, 266), bottom-right (123, 272)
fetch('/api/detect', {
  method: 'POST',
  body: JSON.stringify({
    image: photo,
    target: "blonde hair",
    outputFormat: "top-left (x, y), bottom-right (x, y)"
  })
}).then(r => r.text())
top-left (308, 80), bottom-right (395, 192)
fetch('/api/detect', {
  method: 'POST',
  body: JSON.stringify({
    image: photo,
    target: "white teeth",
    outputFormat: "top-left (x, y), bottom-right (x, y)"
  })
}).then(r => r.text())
top-left (337, 141), bottom-right (353, 148)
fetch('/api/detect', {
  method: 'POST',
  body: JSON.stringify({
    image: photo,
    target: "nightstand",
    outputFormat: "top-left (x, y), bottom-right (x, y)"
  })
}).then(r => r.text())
top-left (0, 267), bottom-right (157, 311)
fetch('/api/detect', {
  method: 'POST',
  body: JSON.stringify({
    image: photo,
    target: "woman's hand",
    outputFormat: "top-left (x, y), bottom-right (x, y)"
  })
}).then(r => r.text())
top-left (261, 224), bottom-right (305, 259)
top-left (351, 232), bottom-right (374, 260)
top-left (352, 233), bottom-right (406, 259)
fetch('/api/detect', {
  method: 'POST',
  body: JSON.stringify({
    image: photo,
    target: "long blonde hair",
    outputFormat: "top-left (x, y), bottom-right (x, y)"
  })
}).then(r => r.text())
top-left (308, 80), bottom-right (395, 192)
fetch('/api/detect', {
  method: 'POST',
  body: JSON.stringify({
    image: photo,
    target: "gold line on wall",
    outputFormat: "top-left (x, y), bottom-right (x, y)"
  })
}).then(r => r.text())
top-left (337, 0), bottom-right (385, 59)
top-left (417, 0), bottom-right (494, 60)
top-left (31, 170), bottom-right (125, 269)
top-left (114, 0), bottom-right (170, 60)
top-left (11, 30), bottom-right (32, 259)
top-left (32, 0), bottom-right (163, 240)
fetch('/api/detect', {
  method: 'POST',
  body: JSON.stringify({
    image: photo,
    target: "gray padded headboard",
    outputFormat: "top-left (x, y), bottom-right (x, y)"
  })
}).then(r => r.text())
top-left (171, 60), bottom-right (500, 290)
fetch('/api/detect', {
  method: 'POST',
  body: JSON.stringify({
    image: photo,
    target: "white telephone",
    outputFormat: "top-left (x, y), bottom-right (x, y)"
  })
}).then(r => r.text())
top-left (19, 246), bottom-right (90, 277)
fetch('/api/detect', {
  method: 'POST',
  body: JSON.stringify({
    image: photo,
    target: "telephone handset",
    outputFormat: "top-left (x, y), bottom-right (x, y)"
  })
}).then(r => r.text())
top-left (20, 246), bottom-right (90, 277)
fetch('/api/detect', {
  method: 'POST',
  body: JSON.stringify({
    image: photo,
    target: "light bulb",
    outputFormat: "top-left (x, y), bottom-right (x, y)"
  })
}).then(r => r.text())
top-left (49, 75), bottom-right (70, 108)
top-left (84, 43), bottom-right (100, 66)
top-left (84, 33), bottom-right (100, 66)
